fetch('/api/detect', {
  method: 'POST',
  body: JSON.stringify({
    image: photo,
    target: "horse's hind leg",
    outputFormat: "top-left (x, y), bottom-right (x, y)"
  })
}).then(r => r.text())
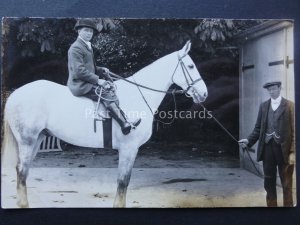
top-left (113, 146), bottom-right (138, 208)
top-left (17, 138), bottom-right (40, 208)
top-left (16, 132), bottom-right (45, 208)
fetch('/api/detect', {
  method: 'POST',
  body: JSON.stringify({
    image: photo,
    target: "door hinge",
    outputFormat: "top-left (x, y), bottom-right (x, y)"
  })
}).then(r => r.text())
top-left (286, 55), bottom-right (294, 69)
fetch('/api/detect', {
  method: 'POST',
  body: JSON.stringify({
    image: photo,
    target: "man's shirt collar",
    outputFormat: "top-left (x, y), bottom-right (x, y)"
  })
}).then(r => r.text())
top-left (271, 95), bottom-right (282, 104)
top-left (78, 36), bottom-right (92, 49)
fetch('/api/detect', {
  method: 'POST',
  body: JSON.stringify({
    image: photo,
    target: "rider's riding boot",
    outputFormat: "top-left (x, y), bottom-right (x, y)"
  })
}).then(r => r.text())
top-left (107, 103), bottom-right (141, 135)
top-left (119, 107), bottom-right (142, 129)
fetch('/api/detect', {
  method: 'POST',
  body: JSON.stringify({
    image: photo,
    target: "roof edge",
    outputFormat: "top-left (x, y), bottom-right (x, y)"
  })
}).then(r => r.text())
top-left (235, 20), bottom-right (293, 42)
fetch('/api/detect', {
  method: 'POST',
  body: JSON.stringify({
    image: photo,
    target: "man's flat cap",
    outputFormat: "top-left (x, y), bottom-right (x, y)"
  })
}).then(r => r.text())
top-left (263, 81), bottom-right (282, 89)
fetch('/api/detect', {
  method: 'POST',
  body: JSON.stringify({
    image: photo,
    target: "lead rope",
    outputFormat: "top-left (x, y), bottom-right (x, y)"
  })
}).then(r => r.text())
top-left (199, 103), bottom-right (263, 178)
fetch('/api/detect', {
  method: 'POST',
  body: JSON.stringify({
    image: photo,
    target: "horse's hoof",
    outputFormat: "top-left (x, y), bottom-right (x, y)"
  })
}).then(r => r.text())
top-left (113, 201), bottom-right (126, 208)
top-left (17, 200), bottom-right (29, 208)
top-left (113, 204), bottom-right (125, 208)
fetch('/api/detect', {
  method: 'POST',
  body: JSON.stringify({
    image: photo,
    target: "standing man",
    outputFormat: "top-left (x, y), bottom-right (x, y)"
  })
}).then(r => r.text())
top-left (239, 81), bottom-right (295, 207)
top-left (67, 18), bottom-right (141, 135)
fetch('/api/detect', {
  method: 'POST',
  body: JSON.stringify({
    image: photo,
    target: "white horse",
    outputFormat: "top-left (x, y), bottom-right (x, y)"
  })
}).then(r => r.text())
top-left (1, 41), bottom-right (208, 208)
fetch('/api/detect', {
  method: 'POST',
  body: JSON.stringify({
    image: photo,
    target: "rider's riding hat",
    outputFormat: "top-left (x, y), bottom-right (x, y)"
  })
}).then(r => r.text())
top-left (74, 19), bottom-right (99, 33)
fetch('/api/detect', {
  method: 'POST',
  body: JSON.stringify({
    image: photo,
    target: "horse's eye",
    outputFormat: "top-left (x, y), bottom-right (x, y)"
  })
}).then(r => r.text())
top-left (188, 64), bottom-right (194, 69)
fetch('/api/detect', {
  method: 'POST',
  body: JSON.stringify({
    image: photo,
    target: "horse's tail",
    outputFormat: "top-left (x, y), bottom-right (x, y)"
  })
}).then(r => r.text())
top-left (1, 111), bottom-right (18, 171)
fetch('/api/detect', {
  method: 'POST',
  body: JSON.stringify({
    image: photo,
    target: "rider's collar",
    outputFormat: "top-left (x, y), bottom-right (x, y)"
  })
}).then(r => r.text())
top-left (78, 36), bottom-right (92, 50)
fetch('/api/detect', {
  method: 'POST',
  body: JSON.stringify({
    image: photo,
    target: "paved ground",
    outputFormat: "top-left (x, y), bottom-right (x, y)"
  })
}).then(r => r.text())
top-left (1, 146), bottom-right (290, 208)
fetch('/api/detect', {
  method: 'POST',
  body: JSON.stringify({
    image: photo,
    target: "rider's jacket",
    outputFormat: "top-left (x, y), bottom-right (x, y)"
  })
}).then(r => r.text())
top-left (67, 37), bottom-right (107, 96)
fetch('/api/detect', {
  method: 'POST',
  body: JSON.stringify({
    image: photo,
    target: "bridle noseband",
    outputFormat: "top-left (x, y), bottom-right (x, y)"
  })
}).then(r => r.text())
top-left (174, 52), bottom-right (204, 100)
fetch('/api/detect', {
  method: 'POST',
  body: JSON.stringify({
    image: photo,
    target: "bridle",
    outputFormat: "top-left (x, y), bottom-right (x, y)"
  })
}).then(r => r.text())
top-left (174, 52), bottom-right (204, 100)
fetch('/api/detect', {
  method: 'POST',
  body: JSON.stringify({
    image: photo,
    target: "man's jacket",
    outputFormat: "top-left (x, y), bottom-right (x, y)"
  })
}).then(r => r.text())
top-left (67, 37), bottom-right (107, 96)
top-left (247, 97), bottom-right (295, 163)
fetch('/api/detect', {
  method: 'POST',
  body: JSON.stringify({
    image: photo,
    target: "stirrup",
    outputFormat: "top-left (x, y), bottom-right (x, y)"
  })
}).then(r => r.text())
top-left (131, 118), bottom-right (141, 129)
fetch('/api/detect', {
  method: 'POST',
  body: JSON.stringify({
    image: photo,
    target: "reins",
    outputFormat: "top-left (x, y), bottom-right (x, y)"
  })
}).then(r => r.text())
top-left (107, 68), bottom-right (185, 95)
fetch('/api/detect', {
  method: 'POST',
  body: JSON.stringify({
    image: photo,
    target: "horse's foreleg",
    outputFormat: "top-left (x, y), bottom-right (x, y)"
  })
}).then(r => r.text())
top-left (113, 147), bottom-right (138, 208)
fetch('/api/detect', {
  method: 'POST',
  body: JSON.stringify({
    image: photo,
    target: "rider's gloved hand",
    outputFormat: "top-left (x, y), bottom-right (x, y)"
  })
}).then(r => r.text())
top-left (101, 81), bottom-right (113, 90)
top-left (97, 79), bottom-right (105, 86)
top-left (104, 83), bottom-right (111, 90)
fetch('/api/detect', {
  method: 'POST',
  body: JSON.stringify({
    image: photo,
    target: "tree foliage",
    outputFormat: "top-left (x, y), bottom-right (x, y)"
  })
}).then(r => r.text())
top-left (193, 19), bottom-right (264, 58)
top-left (15, 18), bottom-right (116, 57)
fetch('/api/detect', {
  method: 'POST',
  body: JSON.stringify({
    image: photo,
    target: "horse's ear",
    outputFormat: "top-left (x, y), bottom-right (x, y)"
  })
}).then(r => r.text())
top-left (179, 40), bottom-right (192, 58)
top-left (185, 40), bottom-right (191, 53)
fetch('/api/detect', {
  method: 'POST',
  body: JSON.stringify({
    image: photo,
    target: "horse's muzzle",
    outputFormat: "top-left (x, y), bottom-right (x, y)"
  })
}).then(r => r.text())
top-left (192, 90), bottom-right (207, 103)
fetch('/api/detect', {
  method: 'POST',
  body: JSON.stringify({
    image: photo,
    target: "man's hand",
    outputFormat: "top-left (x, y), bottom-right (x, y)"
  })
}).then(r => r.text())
top-left (238, 139), bottom-right (249, 149)
top-left (97, 79), bottom-right (105, 86)
top-left (103, 83), bottom-right (111, 89)
top-left (98, 80), bottom-right (113, 90)
top-left (288, 152), bottom-right (295, 165)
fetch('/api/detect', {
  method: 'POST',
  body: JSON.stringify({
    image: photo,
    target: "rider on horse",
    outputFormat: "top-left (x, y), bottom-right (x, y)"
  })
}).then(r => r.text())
top-left (67, 18), bottom-right (141, 135)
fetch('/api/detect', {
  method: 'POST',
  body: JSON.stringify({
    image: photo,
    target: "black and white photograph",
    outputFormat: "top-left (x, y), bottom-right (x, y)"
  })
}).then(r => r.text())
top-left (1, 17), bottom-right (296, 208)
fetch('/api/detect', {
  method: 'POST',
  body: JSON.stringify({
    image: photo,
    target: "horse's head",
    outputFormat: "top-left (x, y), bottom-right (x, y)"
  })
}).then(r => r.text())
top-left (172, 41), bottom-right (208, 104)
